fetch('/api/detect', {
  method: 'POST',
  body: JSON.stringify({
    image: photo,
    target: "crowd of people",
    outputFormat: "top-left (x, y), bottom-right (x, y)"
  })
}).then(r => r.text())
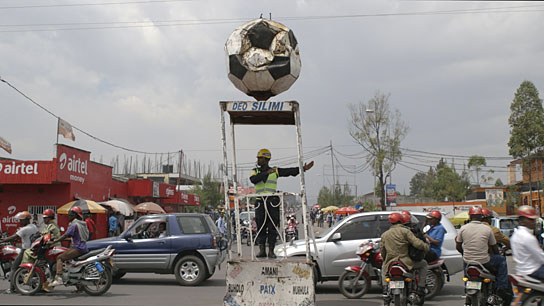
top-left (309, 206), bottom-right (362, 228)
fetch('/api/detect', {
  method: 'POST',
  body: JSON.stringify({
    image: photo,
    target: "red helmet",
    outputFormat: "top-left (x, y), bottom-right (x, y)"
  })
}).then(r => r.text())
top-left (389, 212), bottom-right (403, 224)
top-left (69, 206), bottom-right (83, 219)
top-left (517, 205), bottom-right (538, 219)
top-left (400, 214), bottom-right (411, 224)
top-left (42, 209), bottom-right (55, 219)
top-left (15, 211), bottom-right (32, 221)
top-left (481, 208), bottom-right (493, 218)
top-left (468, 206), bottom-right (483, 215)
top-left (401, 210), bottom-right (412, 217)
top-left (427, 210), bottom-right (442, 221)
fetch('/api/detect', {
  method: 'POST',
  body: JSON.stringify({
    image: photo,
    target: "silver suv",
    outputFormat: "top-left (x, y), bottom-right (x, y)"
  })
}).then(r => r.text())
top-left (490, 216), bottom-right (518, 237)
top-left (275, 211), bottom-right (463, 283)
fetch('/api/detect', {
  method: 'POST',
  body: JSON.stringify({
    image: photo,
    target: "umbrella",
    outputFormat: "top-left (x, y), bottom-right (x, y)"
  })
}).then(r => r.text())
top-left (100, 200), bottom-right (135, 216)
top-left (135, 202), bottom-right (166, 214)
top-left (321, 206), bottom-right (339, 213)
top-left (313, 205), bottom-right (321, 209)
top-left (449, 211), bottom-right (470, 226)
top-left (58, 199), bottom-right (107, 214)
top-left (335, 207), bottom-right (359, 215)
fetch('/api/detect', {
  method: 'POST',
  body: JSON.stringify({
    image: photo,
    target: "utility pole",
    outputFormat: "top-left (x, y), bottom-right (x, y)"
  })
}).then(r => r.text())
top-left (177, 150), bottom-right (183, 212)
top-left (330, 140), bottom-right (336, 186)
top-left (330, 140), bottom-right (336, 203)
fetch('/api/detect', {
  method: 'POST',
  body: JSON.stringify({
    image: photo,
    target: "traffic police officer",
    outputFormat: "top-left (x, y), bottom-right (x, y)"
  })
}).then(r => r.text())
top-left (250, 149), bottom-right (313, 258)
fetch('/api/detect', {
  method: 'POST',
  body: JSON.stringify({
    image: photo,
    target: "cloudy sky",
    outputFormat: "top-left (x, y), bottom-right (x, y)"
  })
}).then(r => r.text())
top-left (1, 0), bottom-right (543, 203)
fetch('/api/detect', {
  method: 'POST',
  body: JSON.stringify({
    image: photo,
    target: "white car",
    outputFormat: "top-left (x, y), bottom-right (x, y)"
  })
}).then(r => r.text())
top-left (276, 211), bottom-right (463, 284)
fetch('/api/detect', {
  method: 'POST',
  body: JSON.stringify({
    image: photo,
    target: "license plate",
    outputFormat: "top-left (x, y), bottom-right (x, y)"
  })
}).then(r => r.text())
top-left (466, 281), bottom-right (482, 290)
top-left (389, 281), bottom-right (405, 289)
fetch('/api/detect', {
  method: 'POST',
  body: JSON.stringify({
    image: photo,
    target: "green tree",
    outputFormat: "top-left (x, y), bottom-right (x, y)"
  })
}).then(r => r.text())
top-left (317, 184), bottom-right (354, 206)
top-left (467, 155), bottom-right (494, 186)
top-left (349, 92), bottom-right (408, 211)
top-left (431, 165), bottom-right (470, 202)
top-left (495, 178), bottom-right (504, 186)
top-left (191, 173), bottom-right (223, 210)
top-left (408, 167), bottom-right (436, 198)
top-left (409, 172), bottom-right (426, 196)
top-left (508, 81), bottom-right (544, 204)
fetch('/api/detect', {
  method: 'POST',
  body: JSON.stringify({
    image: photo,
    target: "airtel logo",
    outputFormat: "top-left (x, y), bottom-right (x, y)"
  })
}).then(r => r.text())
top-left (59, 153), bottom-right (88, 175)
top-left (59, 153), bottom-right (67, 169)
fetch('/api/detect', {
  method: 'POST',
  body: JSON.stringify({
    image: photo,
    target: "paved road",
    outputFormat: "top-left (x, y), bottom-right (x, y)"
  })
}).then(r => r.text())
top-left (0, 260), bottom-right (468, 306)
top-left (0, 218), bottom-right (515, 306)
top-left (0, 257), bottom-right (514, 306)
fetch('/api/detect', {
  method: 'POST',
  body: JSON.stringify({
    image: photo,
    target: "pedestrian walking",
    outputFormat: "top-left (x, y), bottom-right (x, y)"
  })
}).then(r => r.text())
top-left (84, 212), bottom-right (96, 240)
top-left (327, 212), bottom-right (333, 228)
top-left (108, 211), bottom-right (118, 237)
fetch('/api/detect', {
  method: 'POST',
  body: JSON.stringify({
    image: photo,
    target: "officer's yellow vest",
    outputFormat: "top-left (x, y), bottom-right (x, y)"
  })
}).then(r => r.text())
top-left (251, 169), bottom-right (278, 194)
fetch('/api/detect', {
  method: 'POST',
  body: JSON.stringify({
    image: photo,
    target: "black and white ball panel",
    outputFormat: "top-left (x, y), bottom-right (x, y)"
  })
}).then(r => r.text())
top-left (225, 19), bottom-right (301, 100)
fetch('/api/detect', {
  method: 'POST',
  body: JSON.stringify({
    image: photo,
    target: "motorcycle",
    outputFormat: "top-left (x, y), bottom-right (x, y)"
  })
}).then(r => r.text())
top-left (338, 240), bottom-right (382, 299)
top-left (425, 258), bottom-right (448, 299)
top-left (510, 274), bottom-right (544, 306)
top-left (285, 224), bottom-right (298, 241)
top-left (463, 261), bottom-right (502, 306)
top-left (339, 240), bottom-right (447, 301)
top-left (13, 233), bottom-right (115, 296)
top-left (0, 242), bottom-right (20, 279)
top-left (385, 260), bottom-right (425, 306)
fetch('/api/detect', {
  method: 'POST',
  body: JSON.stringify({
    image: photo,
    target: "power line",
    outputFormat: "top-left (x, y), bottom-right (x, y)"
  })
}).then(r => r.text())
top-left (1, 4), bottom-right (543, 33)
top-left (0, 76), bottom-right (179, 154)
top-left (0, 0), bottom-right (192, 10)
top-left (398, 161), bottom-right (427, 174)
top-left (400, 147), bottom-right (512, 160)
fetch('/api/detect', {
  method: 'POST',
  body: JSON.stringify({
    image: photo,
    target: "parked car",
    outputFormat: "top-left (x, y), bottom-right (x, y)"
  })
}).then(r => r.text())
top-left (275, 211), bottom-right (463, 285)
top-left (490, 216), bottom-right (518, 237)
top-left (87, 213), bottom-right (227, 286)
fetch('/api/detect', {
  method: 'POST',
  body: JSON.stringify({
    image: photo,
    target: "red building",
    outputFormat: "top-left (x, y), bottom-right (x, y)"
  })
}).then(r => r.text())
top-left (0, 144), bottom-right (200, 238)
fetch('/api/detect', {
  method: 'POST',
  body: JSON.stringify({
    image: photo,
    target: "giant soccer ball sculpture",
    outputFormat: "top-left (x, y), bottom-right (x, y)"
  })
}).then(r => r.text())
top-left (225, 19), bottom-right (301, 101)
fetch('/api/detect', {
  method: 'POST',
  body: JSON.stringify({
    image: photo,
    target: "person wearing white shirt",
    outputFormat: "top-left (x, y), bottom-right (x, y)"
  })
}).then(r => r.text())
top-left (0, 211), bottom-right (39, 293)
top-left (216, 213), bottom-right (227, 234)
top-left (511, 205), bottom-right (544, 280)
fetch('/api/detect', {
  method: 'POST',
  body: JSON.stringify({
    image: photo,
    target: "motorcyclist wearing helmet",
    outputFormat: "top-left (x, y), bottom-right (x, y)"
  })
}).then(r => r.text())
top-left (381, 212), bottom-right (430, 305)
top-left (511, 205), bottom-right (544, 281)
top-left (287, 217), bottom-right (299, 240)
top-left (21, 209), bottom-right (61, 292)
top-left (423, 210), bottom-right (446, 263)
top-left (400, 210), bottom-right (429, 304)
top-left (481, 208), bottom-right (510, 252)
top-left (48, 206), bottom-right (89, 287)
top-left (22, 209), bottom-right (61, 264)
top-left (456, 206), bottom-right (511, 304)
top-left (0, 211), bottom-right (39, 293)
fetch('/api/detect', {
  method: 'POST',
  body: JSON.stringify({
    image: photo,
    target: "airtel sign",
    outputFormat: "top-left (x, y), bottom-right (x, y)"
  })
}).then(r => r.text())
top-left (0, 162), bottom-right (39, 175)
top-left (56, 145), bottom-right (90, 184)
top-left (59, 153), bottom-right (88, 175)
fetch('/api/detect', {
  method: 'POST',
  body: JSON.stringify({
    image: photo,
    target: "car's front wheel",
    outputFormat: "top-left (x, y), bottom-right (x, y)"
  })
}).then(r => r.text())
top-left (174, 255), bottom-right (206, 286)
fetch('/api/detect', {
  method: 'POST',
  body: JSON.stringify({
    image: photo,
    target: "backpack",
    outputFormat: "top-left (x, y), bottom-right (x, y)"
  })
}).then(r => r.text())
top-left (73, 219), bottom-right (90, 242)
top-left (408, 226), bottom-right (426, 262)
